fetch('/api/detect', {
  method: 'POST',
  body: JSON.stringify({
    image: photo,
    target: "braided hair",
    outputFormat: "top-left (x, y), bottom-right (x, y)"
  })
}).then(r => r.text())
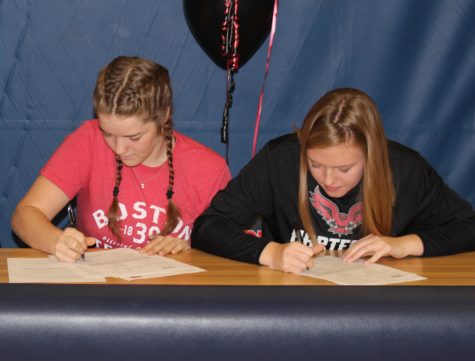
top-left (107, 156), bottom-right (123, 237)
top-left (160, 110), bottom-right (181, 236)
top-left (93, 56), bottom-right (181, 239)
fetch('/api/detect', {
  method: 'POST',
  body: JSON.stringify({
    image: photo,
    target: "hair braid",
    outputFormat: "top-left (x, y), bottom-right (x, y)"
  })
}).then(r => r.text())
top-left (160, 112), bottom-right (181, 236)
top-left (107, 156), bottom-right (123, 239)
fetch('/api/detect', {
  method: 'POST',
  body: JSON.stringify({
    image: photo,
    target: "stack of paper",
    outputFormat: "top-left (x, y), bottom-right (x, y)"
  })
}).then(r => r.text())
top-left (300, 255), bottom-right (426, 285)
top-left (7, 248), bottom-right (204, 283)
top-left (74, 248), bottom-right (204, 281)
top-left (7, 258), bottom-right (106, 283)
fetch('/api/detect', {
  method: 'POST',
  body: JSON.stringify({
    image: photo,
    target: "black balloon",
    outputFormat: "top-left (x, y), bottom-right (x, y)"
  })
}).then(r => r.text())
top-left (183, 0), bottom-right (274, 70)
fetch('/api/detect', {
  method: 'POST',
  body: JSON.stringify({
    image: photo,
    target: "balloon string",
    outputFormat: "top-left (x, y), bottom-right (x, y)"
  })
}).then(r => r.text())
top-left (251, 0), bottom-right (279, 158)
top-left (221, 0), bottom-right (240, 71)
top-left (221, 0), bottom-right (240, 163)
top-left (221, 68), bottom-right (235, 162)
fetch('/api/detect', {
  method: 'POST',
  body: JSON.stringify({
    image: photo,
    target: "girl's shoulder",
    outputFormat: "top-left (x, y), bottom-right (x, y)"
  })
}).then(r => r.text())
top-left (66, 119), bottom-right (102, 141)
top-left (388, 140), bottom-right (430, 170)
top-left (387, 140), bottom-right (441, 191)
top-left (173, 131), bottom-right (228, 168)
top-left (262, 133), bottom-right (300, 162)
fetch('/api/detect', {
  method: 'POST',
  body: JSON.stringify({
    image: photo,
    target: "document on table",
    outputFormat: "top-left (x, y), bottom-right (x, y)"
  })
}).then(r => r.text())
top-left (7, 258), bottom-right (106, 283)
top-left (7, 248), bottom-right (204, 283)
top-left (299, 255), bottom-right (426, 285)
top-left (73, 248), bottom-right (205, 281)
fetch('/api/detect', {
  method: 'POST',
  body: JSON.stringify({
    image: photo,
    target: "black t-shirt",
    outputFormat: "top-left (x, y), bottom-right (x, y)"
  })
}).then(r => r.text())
top-left (307, 177), bottom-right (363, 250)
top-left (192, 133), bottom-right (475, 264)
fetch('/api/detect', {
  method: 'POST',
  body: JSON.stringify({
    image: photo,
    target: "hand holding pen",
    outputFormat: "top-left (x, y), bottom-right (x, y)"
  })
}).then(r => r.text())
top-left (67, 204), bottom-right (85, 261)
top-left (53, 204), bottom-right (95, 263)
top-left (259, 222), bottom-right (324, 273)
top-left (293, 222), bottom-right (325, 269)
top-left (51, 204), bottom-right (96, 263)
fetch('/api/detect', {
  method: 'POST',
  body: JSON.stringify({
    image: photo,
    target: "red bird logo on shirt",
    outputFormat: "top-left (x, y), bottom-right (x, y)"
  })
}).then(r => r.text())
top-left (310, 185), bottom-right (363, 237)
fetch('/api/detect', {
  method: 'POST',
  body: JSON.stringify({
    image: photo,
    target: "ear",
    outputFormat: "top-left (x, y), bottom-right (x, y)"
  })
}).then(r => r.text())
top-left (154, 107), bottom-right (171, 134)
top-left (158, 106), bottom-right (171, 126)
top-left (163, 106), bottom-right (171, 123)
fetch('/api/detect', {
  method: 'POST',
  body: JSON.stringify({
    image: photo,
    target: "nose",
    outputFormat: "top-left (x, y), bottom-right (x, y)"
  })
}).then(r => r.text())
top-left (322, 168), bottom-right (337, 186)
top-left (112, 137), bottom-right (128, 155)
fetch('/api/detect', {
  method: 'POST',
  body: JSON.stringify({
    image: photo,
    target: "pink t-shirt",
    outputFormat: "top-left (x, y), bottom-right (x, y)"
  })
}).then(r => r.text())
top-left (41, 120), bottom-right (231, 249)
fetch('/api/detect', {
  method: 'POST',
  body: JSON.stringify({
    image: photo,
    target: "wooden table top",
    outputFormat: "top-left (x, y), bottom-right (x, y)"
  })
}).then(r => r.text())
top-left (1, 247), bottom-right (475, 285)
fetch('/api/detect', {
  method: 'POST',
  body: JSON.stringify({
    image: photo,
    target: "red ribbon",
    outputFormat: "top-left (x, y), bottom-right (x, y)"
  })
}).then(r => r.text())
top-left (220, 0), bottom-right (240, 154)
top-left (221, 0), bottom-right (240, 71)
top-left (252, 0), bottom-right (279, 157)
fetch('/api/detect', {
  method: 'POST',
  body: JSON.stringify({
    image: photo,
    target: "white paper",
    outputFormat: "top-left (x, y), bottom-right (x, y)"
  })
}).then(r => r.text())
top-left (299, 255), bottom-right (426, 285)
top-left (74, 248), bottom-right (205, 280)
top-left (7, 258), bottom-right (106, 283)
top-left (8, 248), bottom-right (204, 283)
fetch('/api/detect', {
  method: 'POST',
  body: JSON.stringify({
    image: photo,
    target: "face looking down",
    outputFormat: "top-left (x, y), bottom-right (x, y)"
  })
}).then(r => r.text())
top-left (307, 142), bottom-right (365, 198)
top-left (98, 113), bottom-right (167, 167)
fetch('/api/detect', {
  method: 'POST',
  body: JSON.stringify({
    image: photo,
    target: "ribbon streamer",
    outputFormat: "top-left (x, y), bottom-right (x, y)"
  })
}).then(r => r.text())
top-left (221, 0), bottom-right (240, 162)
top-left (252, 0), bottom-right (279, 157)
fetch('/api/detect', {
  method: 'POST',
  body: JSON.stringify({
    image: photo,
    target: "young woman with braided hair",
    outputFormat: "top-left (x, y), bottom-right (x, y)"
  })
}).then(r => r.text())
top-left (12, 56), bottom-right (231, 263)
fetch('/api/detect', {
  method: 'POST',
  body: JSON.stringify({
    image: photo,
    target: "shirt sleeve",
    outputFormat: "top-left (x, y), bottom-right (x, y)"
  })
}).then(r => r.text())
top-left (397, 152), bottom-right (475, 256)
top-left (202, 158), bottom-right (232, 207)
top-left (191, 143), bottom-right (276, 264)
top-left (40, 122), bottom-right (93, 199)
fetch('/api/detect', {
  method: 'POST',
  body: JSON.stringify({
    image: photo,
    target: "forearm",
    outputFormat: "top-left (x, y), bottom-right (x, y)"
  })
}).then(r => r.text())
top-left (11, 205), bottom-right (62, 254)
top-left (391, 234), bottom-right (424, 258)
top-left (258, 242), bottom-right (280, 267)
top-left (192, 215), bottom-right (271, 264)
top-left (417, 218), bottom-right (475, 256)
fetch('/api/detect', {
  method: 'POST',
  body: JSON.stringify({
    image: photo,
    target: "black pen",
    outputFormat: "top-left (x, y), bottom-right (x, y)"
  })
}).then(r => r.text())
top-left (294, 222), bottom-right (313, 271)
top-left (67, 204), bottom-right (85, 261)
top-left (293, 222), bottom-right (305, 244)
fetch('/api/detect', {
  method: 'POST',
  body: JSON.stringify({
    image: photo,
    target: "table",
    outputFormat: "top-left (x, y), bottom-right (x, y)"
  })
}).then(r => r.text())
top-left (2, 248), bottom-right (475, 285)
top-left (1, 248), bottom-right (475, 361)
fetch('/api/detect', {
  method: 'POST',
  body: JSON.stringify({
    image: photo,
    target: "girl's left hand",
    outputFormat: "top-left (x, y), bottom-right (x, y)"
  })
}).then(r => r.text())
top-left (140, 235), bottom-right (190, 256)
top-left (342, 233), bottom-right (423, 264)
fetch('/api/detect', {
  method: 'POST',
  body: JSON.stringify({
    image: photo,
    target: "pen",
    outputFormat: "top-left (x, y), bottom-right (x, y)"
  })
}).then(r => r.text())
top-left (293, 222), bottom-right (305, 244)
top-left (67, 204), bottom-right (85, 261)
top-left (294, 222), bottom-right (312, 271)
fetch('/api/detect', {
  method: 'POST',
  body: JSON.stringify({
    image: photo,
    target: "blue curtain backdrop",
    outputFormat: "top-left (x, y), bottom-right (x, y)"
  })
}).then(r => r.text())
top-left (1, 0), bottom-right (474, 247)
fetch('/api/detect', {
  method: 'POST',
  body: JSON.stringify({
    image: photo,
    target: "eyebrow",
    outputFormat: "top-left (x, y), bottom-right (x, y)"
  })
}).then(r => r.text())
top-left (307, 157), bottom-right (355, 168)
top-left (98, 126), bottom-right (143, 138)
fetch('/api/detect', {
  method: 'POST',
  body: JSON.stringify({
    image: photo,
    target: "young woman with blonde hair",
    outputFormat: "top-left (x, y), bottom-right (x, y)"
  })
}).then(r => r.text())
top-left (192, 88), bottom-right (475, 273)
top-left (12, 56), bottom-right (231, 263)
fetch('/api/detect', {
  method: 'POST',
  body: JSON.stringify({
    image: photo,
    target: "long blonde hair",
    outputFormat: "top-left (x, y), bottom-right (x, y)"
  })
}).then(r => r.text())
top-left (93, 56), bottom-right (180, 239)
top-left (297, 88), bottom-right (394, 242)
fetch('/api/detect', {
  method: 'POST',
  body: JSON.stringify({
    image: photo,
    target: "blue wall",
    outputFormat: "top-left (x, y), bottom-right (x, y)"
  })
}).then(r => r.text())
top-left (1, 0), bottom-right (474, 247)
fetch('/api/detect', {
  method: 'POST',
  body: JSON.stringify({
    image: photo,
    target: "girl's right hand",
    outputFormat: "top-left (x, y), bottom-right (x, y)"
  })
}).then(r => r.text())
top-left (53, 227), bottom-right (96, 263)
top-left (259, 241), bottom-right (324, 273)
